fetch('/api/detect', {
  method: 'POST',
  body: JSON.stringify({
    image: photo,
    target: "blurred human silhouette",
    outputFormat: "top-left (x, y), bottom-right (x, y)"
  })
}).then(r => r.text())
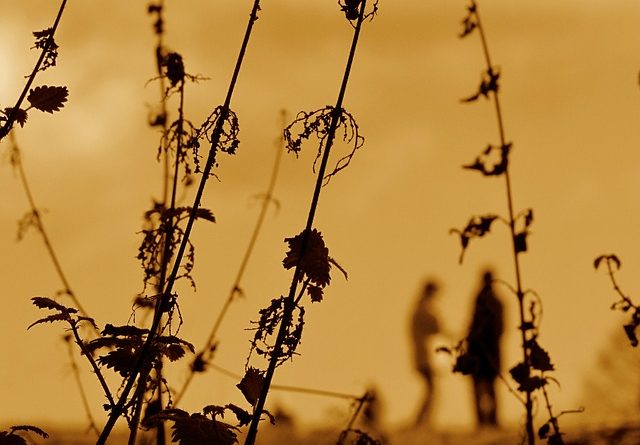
top-left (467, 270), bottom-right (503, 428)
top-left (410, 280), bottom-right (441, 427)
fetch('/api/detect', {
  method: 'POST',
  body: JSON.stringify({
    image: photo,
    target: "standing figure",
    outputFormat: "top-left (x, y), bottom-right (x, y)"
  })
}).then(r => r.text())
top-left (410, 280), bottom-right (440, 427)
top-left (467, 270), bottom-right (503, 427)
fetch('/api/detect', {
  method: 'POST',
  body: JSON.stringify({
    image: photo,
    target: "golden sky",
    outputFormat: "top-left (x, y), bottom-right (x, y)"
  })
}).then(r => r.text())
top-left (1, 0), bottom-right (640, 434)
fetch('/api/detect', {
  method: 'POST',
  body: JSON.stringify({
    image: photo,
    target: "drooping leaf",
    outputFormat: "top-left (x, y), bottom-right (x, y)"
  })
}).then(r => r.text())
top-left (225, 404), bottom-right (251, 427)
top-left (98, 348), bottom-right (137, 377)
top-left (9, 426), bottom-right (48, 439)
top-left (548, 432), bottom-right (565, 445)
top-left (593, 254), bottom-right (621, 271)
top-left (31, 296), bottom-right (75, 313)
top-left (168, 413), bottom-right (238, 445)
top-left (538, 422), bottom-right (551, 439)
top-left (283, 228), bottom-right (331, 287)
top-left (514, 231), bottom-right (528, 254)
top-left (195, 208), bottom-right (216, 223)
top-left (450, 214), bottom-right (499, 264)
top-left (102, 323), bottom-right (148, 338)
top-left (27, 313), bottom-right (70, 330)
top-left (307, 284), bottom-right (324, 303)
top-left (237, 367), bottom-right (264, 406)
top-left (623, 323), bottom-right (639, 347)
top-left (3, 108), bottom-right (28, 128)
top-left (510, 362), bottom-right (547, 392)
top-left (27, 85), bottom-right (68, 113)
top-left (164, 344), bottom-right (187, 362)
top-left (163, 52), bottom-right (185, 87)
top-left (529, 339), bottom-right (555, 372)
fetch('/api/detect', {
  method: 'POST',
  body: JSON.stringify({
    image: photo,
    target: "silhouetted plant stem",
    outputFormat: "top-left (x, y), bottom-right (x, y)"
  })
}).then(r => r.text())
top-left (463, 2), bottom-right (534, 442)
top-left (243, 3), bottom-right (368, 444)
top-left (0, 0), bottom-right (67, 141)
top-left (95, 2), bottom-right (261, 443)
top-left (174, 110), bottom-right (285, 407)
top-left (69, 319), bottom-right (115, 408)
top-left (64, 334), bottom-right (99, 436)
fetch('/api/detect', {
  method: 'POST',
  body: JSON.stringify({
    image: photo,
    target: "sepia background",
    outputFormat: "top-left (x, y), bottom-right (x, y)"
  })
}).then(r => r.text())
top-left (1, 0), bottom-right (640, 435)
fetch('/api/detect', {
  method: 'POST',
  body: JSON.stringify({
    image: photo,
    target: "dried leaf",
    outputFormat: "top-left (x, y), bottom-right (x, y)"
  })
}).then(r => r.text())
top-left (27, 313), bottom-right (70, 330)
top-left (27, 85), bottom-right (68, 113)
top-left (3, 108), bottom-right (28, 128)
top-left (514, 231), bottom-right (528, 254)
top-left (169, 413), bottom-right (238, 445)
top-left (98, 348), bottom-right (137, 377)
top-left (102, 323), bottom-right (148, 338)
top-left (225, 404), bottom-right (251, 427)
top-left (529, 339), bottom-right (554, 372)
top-left (538, 422), bottom-right (551, 439)
top-left (236, 367), bottom-right (264, 406)
top-left (31, 296), bottom-right (75, 313)
top-left (307, 284), bottom-right (324, 303)
top-left (195, 208), bottom-right (216, 223)
top-left (283, 228), bottom-right (331, 287)
top-left (623, 323), bottom-right (639, 347)
top-left (9, 425), bottom-right (48, 439)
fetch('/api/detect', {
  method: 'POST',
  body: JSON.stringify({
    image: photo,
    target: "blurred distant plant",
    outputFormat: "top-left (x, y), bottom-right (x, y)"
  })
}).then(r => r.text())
top-left (594, 254), bottom-right (640, 347)
top-left (447, 1), bottom-right (578, 443)
top-left (0, 0), bottom-right (69, 141)
top-left (242, 2), bottom-right (375, 444)
top-left (173, 110), bottom-right (286, 406)
top-left (0, 426), bottom-right (48, 445)
top-left (335, 391), bottom-right (382, 445)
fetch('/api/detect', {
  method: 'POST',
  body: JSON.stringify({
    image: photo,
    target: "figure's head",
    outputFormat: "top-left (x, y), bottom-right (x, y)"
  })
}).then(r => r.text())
top-left (482, 269), bottom-right (494, 286)
top-left (422, 280), bottom-right (439, 299)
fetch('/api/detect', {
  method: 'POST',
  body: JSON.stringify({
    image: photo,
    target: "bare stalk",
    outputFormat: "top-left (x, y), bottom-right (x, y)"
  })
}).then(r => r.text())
top-left (64, 335), bottom-right (100, 436)
top-left (243, 2), bottom-right (369, 444)
top-left (470, 2), bottom-right (534, 442)
top-left (69, 322), bottom-right (115, 408)
top-left (0, 0), bottom-right (68, 141)
top-left (174, 110), bottom-right (285, 406)
top-left (95, 2), bottom-right (262, 443)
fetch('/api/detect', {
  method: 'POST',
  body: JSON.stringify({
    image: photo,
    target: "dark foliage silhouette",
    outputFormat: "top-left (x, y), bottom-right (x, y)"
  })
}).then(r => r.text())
top-left (0, 426), bottom-right (48, 445)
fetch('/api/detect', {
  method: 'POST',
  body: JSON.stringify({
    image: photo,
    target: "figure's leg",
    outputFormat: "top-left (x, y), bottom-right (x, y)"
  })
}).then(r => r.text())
top-left (487, 378), bottom-right (498, 426)
top-left (415, 368), bottom-right (434, 426)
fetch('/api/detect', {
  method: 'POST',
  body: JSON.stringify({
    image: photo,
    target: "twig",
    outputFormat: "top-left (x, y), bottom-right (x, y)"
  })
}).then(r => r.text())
top-left (244, 2), bottom-right (369, 444)
top-left (0, 0), bottom-right (68, 141)
top-left (95, 2), bottom-right (262, 443)
top-left (64, 335), bottom-right (100, 436)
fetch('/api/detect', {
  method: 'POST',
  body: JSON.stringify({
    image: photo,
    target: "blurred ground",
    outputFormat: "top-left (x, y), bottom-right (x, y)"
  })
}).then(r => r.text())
top-left (27, 421), bottom-right (640, 445)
